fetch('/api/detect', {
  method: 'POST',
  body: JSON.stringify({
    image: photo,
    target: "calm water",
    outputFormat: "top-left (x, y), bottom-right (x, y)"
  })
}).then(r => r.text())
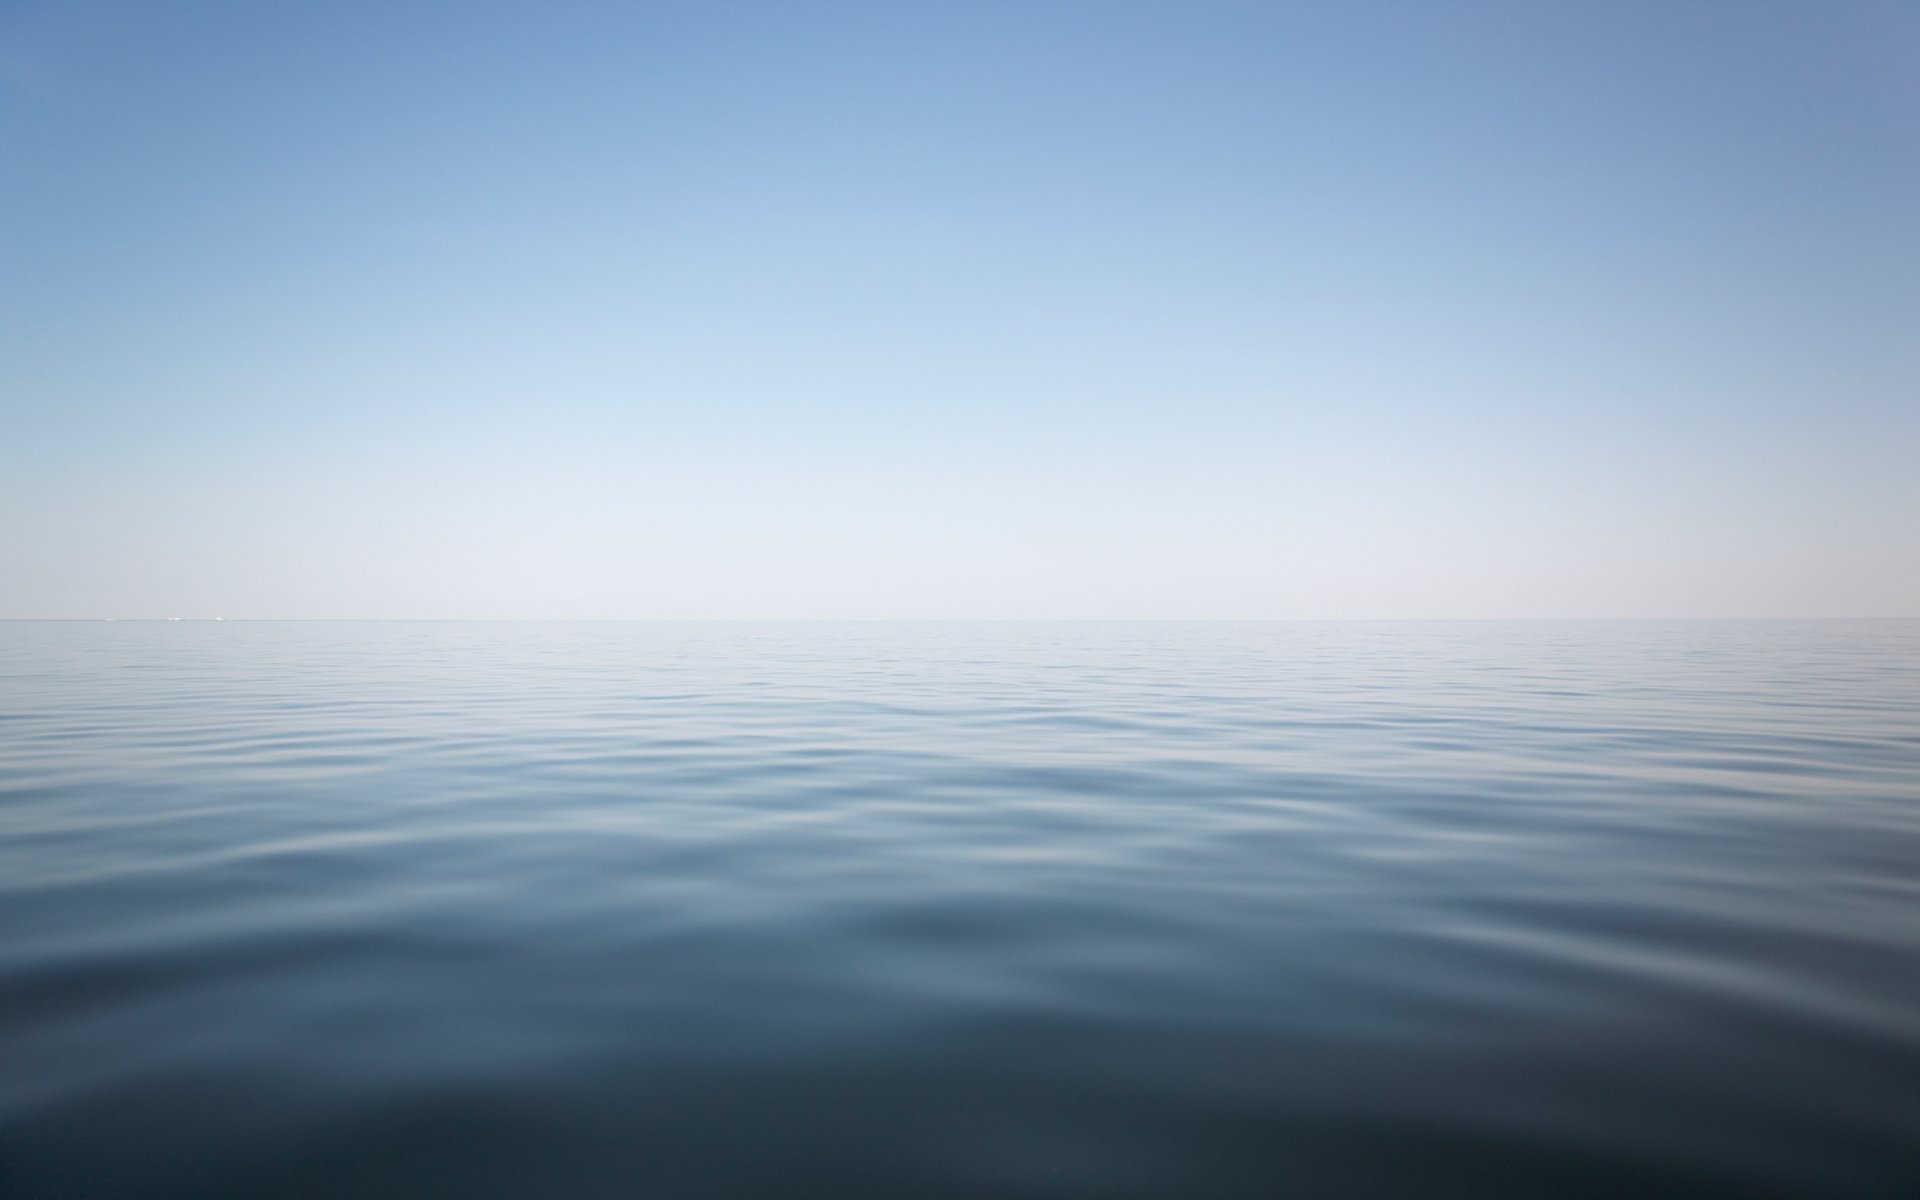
top-left (2, 621), bottom-right (1917, 1198)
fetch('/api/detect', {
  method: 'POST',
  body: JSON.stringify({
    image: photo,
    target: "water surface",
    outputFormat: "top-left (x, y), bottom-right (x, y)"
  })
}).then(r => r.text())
top-left (2, 621), bottom-right (1917, 1197)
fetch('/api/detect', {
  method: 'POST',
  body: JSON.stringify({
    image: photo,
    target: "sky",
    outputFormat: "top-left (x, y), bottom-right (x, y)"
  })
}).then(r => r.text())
top-left (2, 0), bottom-right (1915, 619)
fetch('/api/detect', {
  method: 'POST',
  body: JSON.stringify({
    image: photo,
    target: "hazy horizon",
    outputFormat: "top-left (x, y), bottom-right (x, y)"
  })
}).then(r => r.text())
top-left (5, 0), bottom-right (1916, 621)
top-left (15, 614), bottom-right (1920, 622)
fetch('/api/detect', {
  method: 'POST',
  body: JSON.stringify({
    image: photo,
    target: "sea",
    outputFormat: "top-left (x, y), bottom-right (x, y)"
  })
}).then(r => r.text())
top-left (1, 620), bottom-right (1916, 1198)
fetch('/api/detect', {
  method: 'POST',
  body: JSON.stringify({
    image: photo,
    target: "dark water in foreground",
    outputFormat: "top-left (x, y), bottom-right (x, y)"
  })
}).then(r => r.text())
top-left (2, 621), bottom-right (1917, 1199)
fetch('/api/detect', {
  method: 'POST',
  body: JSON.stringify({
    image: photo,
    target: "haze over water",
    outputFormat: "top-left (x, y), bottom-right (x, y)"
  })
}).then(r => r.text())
top-left (3, 620), bottom-right (1917, 1198)
top-left (5, 1), bottom-right (1916, 622)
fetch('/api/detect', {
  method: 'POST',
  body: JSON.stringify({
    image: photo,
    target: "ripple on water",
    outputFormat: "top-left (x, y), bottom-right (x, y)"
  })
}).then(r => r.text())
top-left (1, 621), bottom-right (1917, 1198)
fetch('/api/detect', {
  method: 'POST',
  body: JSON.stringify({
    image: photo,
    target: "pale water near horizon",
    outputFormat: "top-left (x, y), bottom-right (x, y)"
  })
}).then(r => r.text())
top-left (2, 621), bottom-right (1917, 1198)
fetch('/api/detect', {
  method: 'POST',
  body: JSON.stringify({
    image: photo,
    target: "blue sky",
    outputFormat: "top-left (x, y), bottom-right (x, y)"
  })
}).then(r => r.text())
top-left (3, 0), bottom-right (1915, 618)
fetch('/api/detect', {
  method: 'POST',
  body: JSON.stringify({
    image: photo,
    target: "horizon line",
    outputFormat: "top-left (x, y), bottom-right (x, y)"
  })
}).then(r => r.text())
top-left (4, 616), bottom-right (1916, 624)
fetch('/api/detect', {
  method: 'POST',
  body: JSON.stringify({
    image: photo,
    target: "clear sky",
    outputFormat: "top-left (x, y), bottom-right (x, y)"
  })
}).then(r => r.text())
top-left (3, 0), bottom-right (1915, 619)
